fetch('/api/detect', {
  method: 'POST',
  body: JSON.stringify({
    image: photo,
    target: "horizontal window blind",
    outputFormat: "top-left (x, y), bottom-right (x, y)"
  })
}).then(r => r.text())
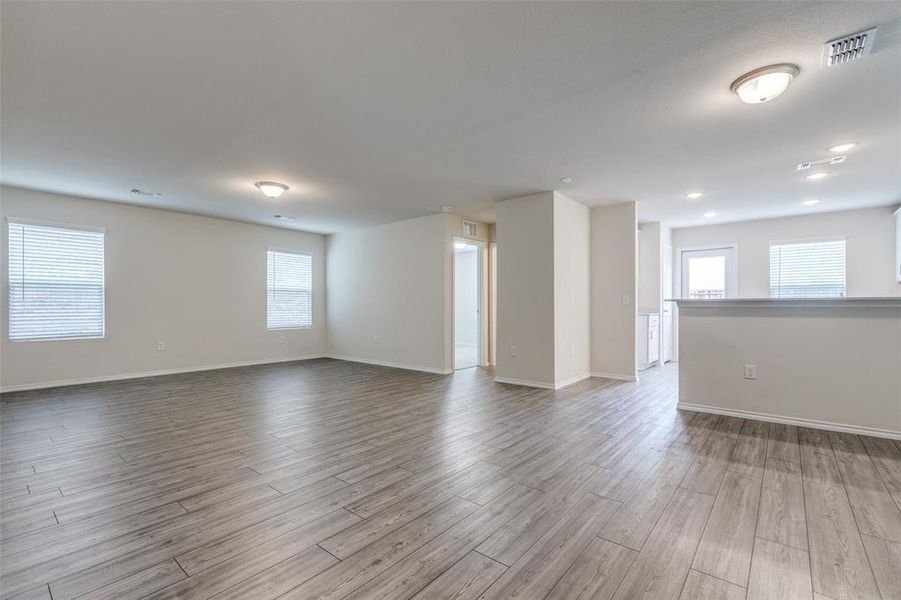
top-left (8, 221), bottom-right (105, 341)
top-left (769, 239), bottom-right (846, 298)
top-left (267, 250), bottom-right (312, 329)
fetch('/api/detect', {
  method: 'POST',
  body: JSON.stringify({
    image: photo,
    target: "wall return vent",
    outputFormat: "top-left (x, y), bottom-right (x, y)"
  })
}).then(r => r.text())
top-left (462, 220), bottom-right (478, 238)
top-left (824, 27), bottom-right (877, 67)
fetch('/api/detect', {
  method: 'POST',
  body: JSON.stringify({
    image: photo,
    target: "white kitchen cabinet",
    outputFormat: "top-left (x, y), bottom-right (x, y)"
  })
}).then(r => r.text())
top-left (637, 313), bottom-right (660, 370)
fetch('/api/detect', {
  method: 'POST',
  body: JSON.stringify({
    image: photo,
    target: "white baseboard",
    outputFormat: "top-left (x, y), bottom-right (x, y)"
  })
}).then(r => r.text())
top-left (493, 376), bottom-right (556, 390)
top-left (0, 354), bottom-right (326, 393)
top-left (326, 354), bottom-right (453, 375)
top-left (554, 372), bottom-right (592, 390)
top-left (590, 372), bottom-right (639, 383)
top-left (677, 402), bottom-right (901, 441)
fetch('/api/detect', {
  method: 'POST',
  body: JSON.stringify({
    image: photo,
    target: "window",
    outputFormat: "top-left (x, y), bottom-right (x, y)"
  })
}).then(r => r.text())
top-left (769, 239), bottom-right (846, 298)
top-left (267, 250), bottom-right (312, 329)
top-left (8, 220), bottom-right (105, 341)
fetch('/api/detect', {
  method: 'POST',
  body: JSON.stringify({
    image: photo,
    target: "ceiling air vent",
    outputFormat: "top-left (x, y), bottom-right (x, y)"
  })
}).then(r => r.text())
top-left (824, 27), bottom-right (877, 67)
top-left (130, 188), bottom-right (162, 197)
top-left (462, 220), bottom-right (478, 238)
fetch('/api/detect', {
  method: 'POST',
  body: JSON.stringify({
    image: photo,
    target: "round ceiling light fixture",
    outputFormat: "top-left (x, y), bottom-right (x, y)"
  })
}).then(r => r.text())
top-left (703, 211), bottom-right (717, 219)
top-left (255, 181), bottom-right (289, 198)
top-left (826, 142), bottom-right (858, 153)
top-left (686, 191), bottom-right (703, 200)
top-left (805, 172), bottom-right (829, 180)
top-left (730, 64), bottom-right (799, 104)
top-left (802, 199), bottom-right (821, 206)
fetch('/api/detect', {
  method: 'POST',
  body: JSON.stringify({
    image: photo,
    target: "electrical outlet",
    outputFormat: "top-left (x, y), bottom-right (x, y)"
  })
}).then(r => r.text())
top-left (509, 345), bottom-right (518, 357)
top-left (278, 335), bottom-right (287, 345)
top-left (157, 341), bottom-right (166, 351)
top-left (622, 294), bottom-right (631, 305)
top-left (373, 335), bottom-right (380, 344)
top-left (744, 364), bottom-right (757, 380)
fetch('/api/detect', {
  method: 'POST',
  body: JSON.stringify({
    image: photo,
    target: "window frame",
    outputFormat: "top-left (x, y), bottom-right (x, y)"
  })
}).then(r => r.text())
top-left (7, 217), bottom-right (107, 343)
top-left (266, 247), bottom-right (313, 331)
top-left (768, 236), bottom-right (847, 299)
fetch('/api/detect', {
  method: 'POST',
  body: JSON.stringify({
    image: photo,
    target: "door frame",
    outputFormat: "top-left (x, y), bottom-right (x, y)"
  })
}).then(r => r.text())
top-left (452, 237), bottom-right (488, 370)
top-left (676, 244), bottom-right (738, 300)
top-left (672, 243), bottom-right (738, 362)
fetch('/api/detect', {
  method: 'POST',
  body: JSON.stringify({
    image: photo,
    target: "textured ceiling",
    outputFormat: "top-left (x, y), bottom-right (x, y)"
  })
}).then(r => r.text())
top-left (2, 1), bottom-right (900, 233)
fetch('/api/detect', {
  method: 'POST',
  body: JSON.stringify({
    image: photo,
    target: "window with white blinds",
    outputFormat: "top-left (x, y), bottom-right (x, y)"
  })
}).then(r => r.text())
top-left (267, 250), bottom-right (312, 329)
top-left (769, 238), bottom-right (846, 298)
top-left (8, 220), bottom-right (106, 341)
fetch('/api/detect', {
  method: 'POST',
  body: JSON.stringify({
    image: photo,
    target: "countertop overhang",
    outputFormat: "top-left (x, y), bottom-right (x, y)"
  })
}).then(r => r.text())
top-left (666, 297), bottom-right (901, 308)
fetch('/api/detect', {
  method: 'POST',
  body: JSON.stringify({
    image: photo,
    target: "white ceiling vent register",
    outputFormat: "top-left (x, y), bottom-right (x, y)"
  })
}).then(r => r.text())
top-left (462, 220), bottom-right (478, 238)
top-left (796, 156), bottom-right (846, 171)
top-left (824, 27), bottom-right (877, 67)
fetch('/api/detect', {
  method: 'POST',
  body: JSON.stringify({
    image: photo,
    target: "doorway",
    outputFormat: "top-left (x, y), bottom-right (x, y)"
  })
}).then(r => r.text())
top-left (454, 240), bottom-right (483, 370)
top-left (679, 246), bottom-right (737, 299)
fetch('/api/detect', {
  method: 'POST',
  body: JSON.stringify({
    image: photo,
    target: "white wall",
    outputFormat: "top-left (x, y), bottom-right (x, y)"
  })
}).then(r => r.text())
top-left (1, 186), bottom-right (326, 390)
top-left (495, 192), bottom-right (556, 386)
top-left (326, 213), bottom-right (453, 374)
top-left (678, 302), bottom-right (901, 438)
top-left (553, 192), bottom-right (590, 385)
top-left (591, 202), bottom-right (638, 380)
top-left (637, 222), bottom-right (661, 314)
top-left (672, 206), bottom-right (901, 298)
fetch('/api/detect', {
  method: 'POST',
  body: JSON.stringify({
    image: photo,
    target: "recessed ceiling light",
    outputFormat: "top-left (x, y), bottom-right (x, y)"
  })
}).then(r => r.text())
top-left (560, 177), bottom-right (574, 184)
top-left (686, 192), bottom-right (703, 200)
top-left (130, 188), bottom-right (162, 197)
top-left (802, 199), bottom-right (821, 206)
top-left (805, 172), bottom-right (829, 180)
top-left (703, 211), bottom-right (717, 219)
top-left (730, 64), bottom-right (800, 104)
top-left (826, 142), bottom-right (858, 153)
top-left (255, 181), bottom-right (289, 198)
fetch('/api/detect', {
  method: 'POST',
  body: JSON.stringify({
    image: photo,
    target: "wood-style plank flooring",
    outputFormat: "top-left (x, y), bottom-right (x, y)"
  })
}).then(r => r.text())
top-left (1, 359), bottom-right (900, 600)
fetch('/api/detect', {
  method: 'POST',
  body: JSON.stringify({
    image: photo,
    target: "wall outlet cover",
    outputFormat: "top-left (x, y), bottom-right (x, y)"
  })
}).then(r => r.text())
top-left (744, 364), bottom-right (757, 380)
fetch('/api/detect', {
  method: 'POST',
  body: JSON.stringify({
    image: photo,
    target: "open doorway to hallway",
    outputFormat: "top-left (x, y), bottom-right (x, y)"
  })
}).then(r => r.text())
top-left (453, 239), bottom-right (484, 370)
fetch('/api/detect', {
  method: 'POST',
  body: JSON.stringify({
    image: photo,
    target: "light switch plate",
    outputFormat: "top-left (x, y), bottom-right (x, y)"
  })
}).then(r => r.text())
top-left (744, 364), bottom-right (757, 380)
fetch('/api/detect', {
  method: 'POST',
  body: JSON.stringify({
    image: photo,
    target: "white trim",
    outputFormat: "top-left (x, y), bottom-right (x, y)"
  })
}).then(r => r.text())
top-left (326, 354), bottom-right (453, 375)
top-left (672, 297), bottom-right (901, 308)
top-left (554, 372), bottom-right (591, 390)
top-left (590, 371), bottom-right (639, 382)
top-left (6, 216), bottom-right (107, 233)
top-left (0, 354), bottom-right (326, 393)
top-left (768, 234), bottom-right (848, 246)
top-left (677, 402), bottom-right (901, 441)
top-left (493, 376), bottom-right (556, 389)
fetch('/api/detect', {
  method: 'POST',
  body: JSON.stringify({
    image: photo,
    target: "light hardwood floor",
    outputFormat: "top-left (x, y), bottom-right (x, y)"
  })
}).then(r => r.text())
top-left (1, 359), bottom-right (900, 600)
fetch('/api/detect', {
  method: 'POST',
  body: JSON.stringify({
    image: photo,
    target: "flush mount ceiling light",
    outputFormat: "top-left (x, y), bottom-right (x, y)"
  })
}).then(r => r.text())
top-left (806, 172), bottom-right (830, 180)
top-left (703, 211), bottom-right (717, 218)
top-left (560, 177), bottom-right (574, 184)
top-left (255, 181), bottom-right (289, 198)
top-left (802, 199), bottom-right (822, 206)
top-left (827, 142), bottom-right (858, 153)
top-left (686, 192), bottom-right (703, 200)
top-left (730, 64), bottom-right (800, 104)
